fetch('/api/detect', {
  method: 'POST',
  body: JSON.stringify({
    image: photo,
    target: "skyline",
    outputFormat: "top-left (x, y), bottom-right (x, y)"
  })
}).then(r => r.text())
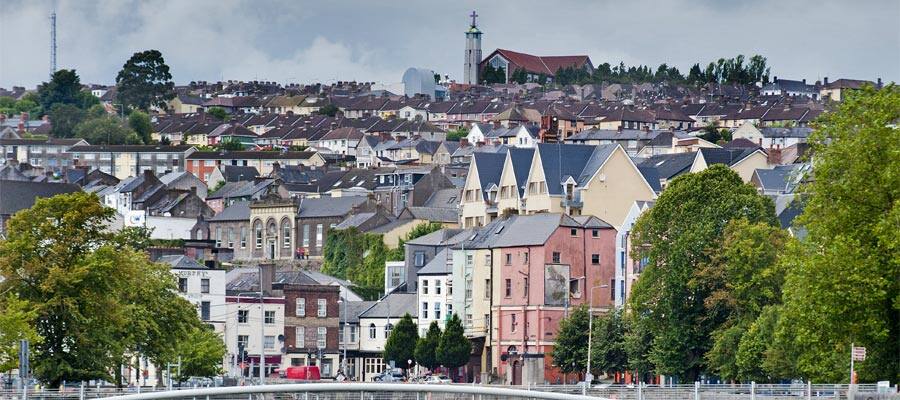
top-left (1, 0), bottom-right (899, 88)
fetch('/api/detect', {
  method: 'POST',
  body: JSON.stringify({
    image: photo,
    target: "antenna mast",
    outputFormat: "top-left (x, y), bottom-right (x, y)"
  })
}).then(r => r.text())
top-left (50, 11), bottom-right (57, 75)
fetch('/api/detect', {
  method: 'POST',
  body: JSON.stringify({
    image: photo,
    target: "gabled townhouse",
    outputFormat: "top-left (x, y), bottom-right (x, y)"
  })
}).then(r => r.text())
top-left (206, 165), bottom-right (260, 190)
top-left (205, 200), bottom-right (253, 261)
top-left (433, 141), bottom-right (460, 165)
top-left (494, 148), bottom-right (533, 217)
top-left (339, 300), bottom-right (377, 380)
top-left (750, 163), bottom-right (809, 196)
top-left (634, 152), bottom-right (696, 188)
top-left (311, 127), bottom-right (364, 156)
top-left (689, 147), bottom-right (771, 182)
top-left (460, 152), bottom-right (505, 227)
top-left (355, 293), bottom-right (418, 381)
top-left (634, 131), bottom-right (719, 157)
top-left (355, 136), bottom-right (382, 168)
top-left (732, 122), bottom-right (812, 149)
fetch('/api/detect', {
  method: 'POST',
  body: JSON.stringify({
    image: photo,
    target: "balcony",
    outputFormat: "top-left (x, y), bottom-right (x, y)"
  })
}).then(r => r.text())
top-left (560, 198), bottom-right (583, 209)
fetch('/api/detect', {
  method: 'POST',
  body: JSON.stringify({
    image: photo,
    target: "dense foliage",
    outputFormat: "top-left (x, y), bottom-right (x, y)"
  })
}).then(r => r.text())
top-left (552, 305), bottom-right (589, 374)
top-left (415, 321), bottom-right (442, 371)
top-left (0, 296), bottom-right (41, 372)
top-left (115, 49), bottom-right (175, 110)
top-left (383, 314), bottom-right (419, 371)
top-left (437, 314), bottom-right (470, 369)
top-left (0, 192), bottom-right (218, 386)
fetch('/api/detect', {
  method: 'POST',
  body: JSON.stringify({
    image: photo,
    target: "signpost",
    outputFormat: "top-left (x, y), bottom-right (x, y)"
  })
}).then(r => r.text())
top-left (850, 344), bottom-right (866, 384)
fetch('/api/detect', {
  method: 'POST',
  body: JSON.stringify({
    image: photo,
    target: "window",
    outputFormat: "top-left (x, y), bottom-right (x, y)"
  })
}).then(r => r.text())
top-left (315, 224), bottom-right (323, 248)
top-left (570, 279), bottom-right (581, 297)
top-left (465, 254), bottom-right (473, 265)
top-left (254, 221), bottom-right (263, 248)
top-left (484, 254), bottom-right (491, 266)
top-left (238, 309), bottom-right (248, 324)
top-left (264, 335), bottom-right (275, 350)
top-left (524, 277), bottom-right (529, 298)
top-left (523, 252), bottom-right (529, 263)
top-left (422, 302), bottom-right (429, 319)
top-left (317, 327), bottom-right (327, 348)
top-left (240, 226), bottom-right (247, 248)
top-left (384, 323), bottom-right (393, 338)
top-left (265, 310), bottom-right (275, 324)
top-left (349, 326), bottom-right (357, 343)
top-left (317, 299), bottom-right (327, 317)
top-left (282, 220), bottom-right (291, 248)
top-left (296, 298), bottom-right (306, 317)
top-left (369, 323), bottom-right (376, 339)
top-left (592, 229), bottom-right (599, 238)
top-left (435, 280), bottom-right (441, 295)
top-left (570, 228), bottom-right (578, 237)
top-left (465, 278), bottom-right (472, 300)
top-left (302, 224), bottom-right (310, 247)
top-left (422, 280), bottom-right (428, 295)
top-left (484, 279), bottom-right (491, 299)
top-left (237, 335), bottom-right (249, 349)
top-left (610, 279), bottom-right (616, 300)
top-left (505, 279), bottom-right (512, 297)
top-left (178, 278), bottom-right (187, 293)
top-left (200, 301), bottom-right (210, 321)
top-left (552, 252), bottom-right (561, 263)
top-left (215, 227), bottom-right (222, 247)
top-left (201, 278), bottom-right (210, 294)
top-left (511, 314), bottom-right (517, 332)
top-left (227, 228), bottom-right (234, 248)
top-left (414, 251), bottom-right (426, 267)
top-left (505, 253), bottom-right (512, 265)
top-left (592, 254), bottom-right (600, 265)
top-left (296, 327), bottom-right (305, 347)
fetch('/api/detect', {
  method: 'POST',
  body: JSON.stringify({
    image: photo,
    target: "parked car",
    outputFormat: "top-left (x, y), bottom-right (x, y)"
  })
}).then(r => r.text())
top-left (373, 369), bottom-right (405, 382)
top-left (423, 375), bottom-right (452, 384)
top-left (283, 366), bottom-right (321, 381)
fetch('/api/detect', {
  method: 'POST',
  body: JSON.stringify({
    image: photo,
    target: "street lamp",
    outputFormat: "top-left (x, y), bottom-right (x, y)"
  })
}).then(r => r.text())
top-left (585, 284), bottom-right (609, 390)
top-left (234, 290), bottom-right (263, 382)
top-left (337, 280), bottom-right (352, 378)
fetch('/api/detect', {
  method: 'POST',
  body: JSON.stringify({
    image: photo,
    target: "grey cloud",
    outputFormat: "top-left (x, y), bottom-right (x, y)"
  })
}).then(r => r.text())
top-left (0, 0), bottom-right (897, 88)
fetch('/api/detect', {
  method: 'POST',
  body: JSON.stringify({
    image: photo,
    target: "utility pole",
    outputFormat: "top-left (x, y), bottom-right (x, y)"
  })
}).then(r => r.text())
top-left (258, 264), bottom-right (265, 385)
top-left (49, 11), bottom-right (57, 75)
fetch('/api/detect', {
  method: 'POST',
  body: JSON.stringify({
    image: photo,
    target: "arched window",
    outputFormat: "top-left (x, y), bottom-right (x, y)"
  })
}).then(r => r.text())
top-left (384, 323), bottom-right (393, 338)
top-left (369, 323), bottom-right (376, 339)
top-left (281, 218), bottom-right (292, 248)
top-left (253, 220), bottom-right (263, 249)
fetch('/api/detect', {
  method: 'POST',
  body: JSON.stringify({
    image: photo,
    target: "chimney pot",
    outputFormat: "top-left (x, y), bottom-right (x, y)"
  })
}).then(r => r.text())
top-left (823, 77), bottom-right (829, 85)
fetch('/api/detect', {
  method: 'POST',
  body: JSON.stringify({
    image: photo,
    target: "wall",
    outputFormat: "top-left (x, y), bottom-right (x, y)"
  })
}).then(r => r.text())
top-left (578, 147), bottom-right (656, 227)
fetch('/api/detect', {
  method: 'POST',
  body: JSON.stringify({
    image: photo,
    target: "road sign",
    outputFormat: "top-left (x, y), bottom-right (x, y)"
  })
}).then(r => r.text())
top-left (852, 346), bottom-right (866, 361)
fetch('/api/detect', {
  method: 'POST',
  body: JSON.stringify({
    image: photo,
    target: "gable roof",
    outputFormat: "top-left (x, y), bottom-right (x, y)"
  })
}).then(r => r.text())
top-left (0, 180), bottom-right (80, 215)
top-left (486, 49), bottom-right (591, 76)
top-left (472, 152), bottom-right (506, 198)
top-left (297, 196), bottom-right (367, 218)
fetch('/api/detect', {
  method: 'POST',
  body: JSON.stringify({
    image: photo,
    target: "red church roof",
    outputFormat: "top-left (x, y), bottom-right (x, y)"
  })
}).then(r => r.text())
top-left (483, 49), bottom-right (592, 76)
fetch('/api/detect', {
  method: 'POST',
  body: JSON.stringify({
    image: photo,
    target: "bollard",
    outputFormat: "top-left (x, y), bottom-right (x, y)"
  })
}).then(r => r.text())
top-left (751, 381), bottom-right (756, 400)
top-left (695, 381), bottom-right (701, 400)
top-left (807, 381), bottom-right (812, 400)
top-left (637, 381), bottom-right (643, 400)
top-left (79, 381), bottom-right (85, 400)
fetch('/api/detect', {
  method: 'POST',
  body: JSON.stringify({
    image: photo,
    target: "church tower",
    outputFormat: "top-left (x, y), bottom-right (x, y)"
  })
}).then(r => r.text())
top-left (463, 10), bottom-right (482, 85)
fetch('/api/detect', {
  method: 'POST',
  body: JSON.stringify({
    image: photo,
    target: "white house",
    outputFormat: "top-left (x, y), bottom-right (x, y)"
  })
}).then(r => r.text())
top-left (466, 123), bottom-right (493, 144)
top-left (223, 268), bottom-right (286, 379)
top-left (614, 201), bottom-right (654, 307)
top-left (356, 293), bottom-right (417, 381)
top-left (416, 249), bottom-right (453, 335)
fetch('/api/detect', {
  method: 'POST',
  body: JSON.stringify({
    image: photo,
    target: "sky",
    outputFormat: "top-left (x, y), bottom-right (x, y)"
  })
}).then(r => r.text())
top-left (1, 0), bottom-right (899, 89)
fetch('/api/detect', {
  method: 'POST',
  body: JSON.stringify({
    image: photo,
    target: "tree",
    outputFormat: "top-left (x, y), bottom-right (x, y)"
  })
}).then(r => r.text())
top-left (446, 127), bottom-right (469, 141)
top-left (38, 69), bottom-right (95, 111)
top-left (437, 314), bottom-right (470, 369)
top-left (73, 117), bottom-right (141, 145)
top-left (172, 325), bottom-right (226, 381)
top-left (0, 192), bottom-right (200, 386)
top-left (775, 84), bottom-right (899, 382)
top-left (219, 137), bottom-right (245, 151)
top-left (0, 296), bottom-right (41, 372)
top-left (481, 65), bottom-right (506, 84)
top-left (415, 321), bottom-right (442, 371)
top-left (629, 165), bottom-right (776, 380)
top-left (384, 313), bottom-right (419, 372)
top-left (552, 305), bottom-right (589, 375)
top-left (48, 103), bottom-right (85, 138)
top-left (700, 124), bottom-right (722, 143)
top-left (511, 68), bottom-right (528, 84)
top-left (623, 312), bottom-right (654, 382)
top-left (116, 49), bottom-right (175, 110)
top-left (207, 106), bottom-right (229, 120)
top-left (128, 110), bottom-right (153, 144)
top-left (317, 104), bottom-right (339, 117)
top-left (589, 309), bottom-right (628, 378)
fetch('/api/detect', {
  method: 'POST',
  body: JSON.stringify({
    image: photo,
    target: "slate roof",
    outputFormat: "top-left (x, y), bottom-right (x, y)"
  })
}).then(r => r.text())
top-left (403, 207), bottom-right (459, 223)
top-left (220, 165), bottom-right (260, 182)
top-left (535, 143), bottom-right (616, 194)
top-left (297, 196), bottom-right (367, 218)
top-left (188, 151), bottom-right (318, 160)
top-left (636, 152), bottom-right (696, 180)
top-left (158, 255), bottom-right (207, 270)
top-left (0, 180), bottom-right (80, 215)
top-left (341, 301), bottom-right (378, 324)
top-left (209, 200), bottom-right (251, 221)
top-left (508, 148), bottom-right (535, 197)
top-left (759, 127), bottom-right (813, 138)
top-left (358, 293), bottom-right (418, 319)
top-left (698, 148), bottom-right (760, 166)
top-left (405, 228), bottom-right (467, 246)
top-left (417, 248), bottom-right (452, 275)
top-left (472, 152), bottom-right (506, 199)
top-left (457, 213), bottom-right (582, 249)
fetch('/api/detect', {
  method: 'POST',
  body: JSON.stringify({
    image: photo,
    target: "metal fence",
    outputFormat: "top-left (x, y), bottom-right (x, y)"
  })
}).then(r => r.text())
top-left (0, 383), bottom-right (895, 400)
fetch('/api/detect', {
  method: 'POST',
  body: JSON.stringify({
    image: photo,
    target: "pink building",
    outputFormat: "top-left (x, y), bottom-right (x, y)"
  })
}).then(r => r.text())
top-left (480, 214), bottom-right (617, 385)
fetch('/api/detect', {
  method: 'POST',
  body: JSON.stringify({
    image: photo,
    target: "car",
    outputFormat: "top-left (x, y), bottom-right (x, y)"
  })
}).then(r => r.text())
top-left (373, 369), bottom-right (405, 382)
top-left (423, 375), bottom-right (452, 384)
top-left (283, 366), bottom-right (321, 381)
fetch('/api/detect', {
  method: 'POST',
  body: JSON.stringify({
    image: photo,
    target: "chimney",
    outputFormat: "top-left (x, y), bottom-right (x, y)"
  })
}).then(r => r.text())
top-left (773, 76), bottom-right (778, 83)
top-left (460, 138), bottom-right (469, 147)
top-left (259, 263), bottom-right (275, 295)
top-left (802, 79), bottom-right (806, 85)
top-left (877, 78), bottom-right (882, 87)
top-left (617, 124), bottom-right (623, 132)
top-left (143, 169), bottom-right (155, 181)
top-left (767, 146), bottom-right (782, 165)
top-left (758, 138), bottom-right (763, 146)
top-left (643, 125), bottom-right (650, 133)
top-left (0, 114), bottom-right (6, 125)
top-left (17, 119), bottom-right (24, 133)
top-left (823, 77), bottom-right (829, 86)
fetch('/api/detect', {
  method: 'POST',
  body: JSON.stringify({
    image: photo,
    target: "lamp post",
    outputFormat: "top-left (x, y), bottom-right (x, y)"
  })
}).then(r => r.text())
top-left (585, 284), bottom-right (609, 391)
top-left (337, 280), bottom-right (352, 378)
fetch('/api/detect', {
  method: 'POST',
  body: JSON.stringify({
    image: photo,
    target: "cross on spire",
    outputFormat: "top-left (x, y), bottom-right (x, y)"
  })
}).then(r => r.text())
top-left (470, 10), bottom-right (478, 27)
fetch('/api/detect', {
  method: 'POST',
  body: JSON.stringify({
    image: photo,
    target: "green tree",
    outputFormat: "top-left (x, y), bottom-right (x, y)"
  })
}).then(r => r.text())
top-left (172, 325), bottom-right (226, 381)
top-left (511, 68), bottom-right (528, 84)
top-left (0, 192), bottom-right (200, 386)
top-left (623, 313), bottom-right (654, 382)
top-left (775, 84), bottom-right (899, 382)
top-left (317, 104), bottom-right (339, 117)
top-left (48, 103), bottom-right (85, 138)
top-left (629, 165), bottom-right (776, 380)
top-left (415, 321), bottom-right (442, 371)
top-left (736, 305), bottom-right (782, 382)
top-left (384, 313), bottom-right (419, 372)
top-left (128, 110), bottom-right (153, 144)
top-left (207, 106), bottom-right (228, 120)
top-left (552, 305), bottom-right (589, 375)
top-left (0, 296), bottom-right (41, 372)
top-left (73, 117), bottom-right (141, 145)
top-left (446, 127), bottom-right (469, 141)
top-left (589, 309), bottom-right (628, 377)
top-left (219, 137), bottom-right (245, 151)
top-left (116, 50), bottom-right (175, 110)
top-left (38, 69), bottom-right (95, 111)
top-left (437, 314), bottom-right (470, 369)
